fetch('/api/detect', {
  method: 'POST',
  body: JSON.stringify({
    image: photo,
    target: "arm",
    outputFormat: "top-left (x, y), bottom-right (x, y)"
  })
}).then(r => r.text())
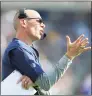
top-left (10, 48), bottom-right (50, 91)
top-left (10, 47), bottom-right (71, 91)
top-left (35, 55), bottom-right (72, 90)
top-left (35, 34), bottom-right (91, 90)
top-left (10, 35), bottom-right (91, 91)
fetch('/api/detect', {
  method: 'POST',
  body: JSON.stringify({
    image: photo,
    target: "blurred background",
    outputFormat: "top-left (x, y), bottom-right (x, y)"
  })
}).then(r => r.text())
top-left (1, 1), bottom-right (91, 95)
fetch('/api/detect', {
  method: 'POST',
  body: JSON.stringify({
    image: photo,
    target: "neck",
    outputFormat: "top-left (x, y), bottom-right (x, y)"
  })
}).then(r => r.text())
top-left (16, 30), bottom-right (33, 46)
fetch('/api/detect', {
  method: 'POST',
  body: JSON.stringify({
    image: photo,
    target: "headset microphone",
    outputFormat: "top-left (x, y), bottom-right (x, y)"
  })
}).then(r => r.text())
top-left (41, 33), bottom-right (46, 40)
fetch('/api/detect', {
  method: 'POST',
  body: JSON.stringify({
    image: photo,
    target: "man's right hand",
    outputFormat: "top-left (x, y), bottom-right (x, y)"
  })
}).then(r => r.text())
top-left (17, 75), bottom-right (33, 90)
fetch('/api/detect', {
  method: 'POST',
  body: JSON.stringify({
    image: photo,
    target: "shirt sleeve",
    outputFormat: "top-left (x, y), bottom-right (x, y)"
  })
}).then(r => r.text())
top-left (10, 47), bottom-right (72, 91)
top-left (9, 47), bottom-right (45, 82)
top-left (35, 55), bottom-right (72, 91)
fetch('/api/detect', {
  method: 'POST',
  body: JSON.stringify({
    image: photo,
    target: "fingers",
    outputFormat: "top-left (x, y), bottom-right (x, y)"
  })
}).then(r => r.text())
top-left (75, 35), bottom-right (89, 49)
top-left (25, 78), bottom-right (33, 89)
top-left (17, 75), bottom-right (25, 84)
top-left (75, 34), bottom-right (84, 44)
top-left (22, 77), bottom-right (28, 89)
top-left (66, 35), bottom-right (71, 45)
top-left (26, 80), bottom-right (33, 89)
top-left (81, 41), bottom-right (89, 47)
top-left (18, 75), bottom-right (33, 89)
top-left (83, 47), bottom-right (91, 52)
top-left (17, 75), bottom-right (34, 90)
top-left (79, 46), bottom-right (91, 54)
top-left (80, 38), bottom-right (88, 46)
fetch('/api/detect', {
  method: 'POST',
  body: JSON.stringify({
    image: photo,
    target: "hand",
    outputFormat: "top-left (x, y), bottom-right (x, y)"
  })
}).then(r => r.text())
top-left (65, 34), bottom-right (91, 60)
top-left (17, 75), bottom-right (33, 90)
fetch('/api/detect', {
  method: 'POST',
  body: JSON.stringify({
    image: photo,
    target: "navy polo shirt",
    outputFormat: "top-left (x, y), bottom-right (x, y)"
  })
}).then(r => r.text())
top-left (2, 38), bottom-right (45, 82)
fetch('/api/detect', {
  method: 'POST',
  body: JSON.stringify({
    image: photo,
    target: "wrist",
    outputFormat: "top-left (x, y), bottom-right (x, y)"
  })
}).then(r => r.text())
top-left (65, 53), bottom-right (75, 60)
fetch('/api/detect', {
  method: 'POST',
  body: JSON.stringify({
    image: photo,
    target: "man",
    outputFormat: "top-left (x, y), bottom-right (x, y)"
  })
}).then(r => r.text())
top-left (2, 8), bottom-right (91, 95)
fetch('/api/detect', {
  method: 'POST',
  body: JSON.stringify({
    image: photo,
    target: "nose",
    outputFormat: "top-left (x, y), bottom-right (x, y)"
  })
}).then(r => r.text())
top-left (41, 23), bottom-right (45, 28)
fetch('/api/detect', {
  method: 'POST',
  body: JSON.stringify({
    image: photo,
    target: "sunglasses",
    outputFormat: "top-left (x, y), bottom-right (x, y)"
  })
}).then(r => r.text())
top-left (25, 17), bottom-right (44, 24)
top-left (18, 9), bottom-right (44, 24)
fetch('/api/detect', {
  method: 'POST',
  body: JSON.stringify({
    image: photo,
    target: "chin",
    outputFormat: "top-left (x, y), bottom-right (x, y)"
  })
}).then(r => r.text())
top-left (34, 36), bottom-right (41, 41)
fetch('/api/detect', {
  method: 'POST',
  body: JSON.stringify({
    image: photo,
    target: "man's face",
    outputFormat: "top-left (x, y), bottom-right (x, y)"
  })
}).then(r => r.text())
top-left (24, 10), bottom-right (45, 41)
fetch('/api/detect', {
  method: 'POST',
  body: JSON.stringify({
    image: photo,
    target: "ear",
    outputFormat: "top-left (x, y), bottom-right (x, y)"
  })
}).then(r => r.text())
top-left (20, 19), bottom-right (27, 28)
